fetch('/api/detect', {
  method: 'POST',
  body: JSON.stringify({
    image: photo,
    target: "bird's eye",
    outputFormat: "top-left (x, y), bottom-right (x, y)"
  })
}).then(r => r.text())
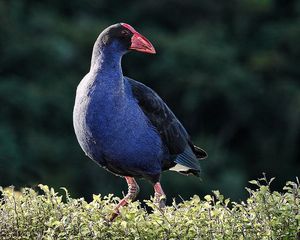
top-left (121, 30), bottom-right (130, 36)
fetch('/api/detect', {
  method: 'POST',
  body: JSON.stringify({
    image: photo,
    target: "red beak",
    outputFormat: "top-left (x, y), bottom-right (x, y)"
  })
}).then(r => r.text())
top-left (130, 32), bottom-right (156, 54)
top-left (121, 23), bottom-right (156, 54)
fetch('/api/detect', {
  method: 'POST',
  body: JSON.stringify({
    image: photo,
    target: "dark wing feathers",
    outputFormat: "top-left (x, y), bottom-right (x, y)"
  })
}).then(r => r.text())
top-left (189, 143), bottom-right (208, 160)
top-left (127, 77), bottom-right (207, 172)
top-left (127, 77), bottom-right (188, 154)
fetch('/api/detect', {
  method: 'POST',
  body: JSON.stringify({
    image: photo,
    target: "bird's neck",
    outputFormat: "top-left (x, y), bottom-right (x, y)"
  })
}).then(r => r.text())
top-left (90, 41), bottom-right (125, 88)
top-left (91, 48), bottom-right (122, 70)
top-left (86, 39), bottom-right (129, 103)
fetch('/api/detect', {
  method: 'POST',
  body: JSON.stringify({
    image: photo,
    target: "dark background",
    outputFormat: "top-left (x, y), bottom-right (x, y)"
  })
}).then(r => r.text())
top-left (0, 0), bottom-right (299, 202)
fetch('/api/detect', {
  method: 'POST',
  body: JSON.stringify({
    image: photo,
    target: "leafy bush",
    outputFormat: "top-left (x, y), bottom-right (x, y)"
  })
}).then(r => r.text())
top-left (0, 176), bottom-right (299, 239)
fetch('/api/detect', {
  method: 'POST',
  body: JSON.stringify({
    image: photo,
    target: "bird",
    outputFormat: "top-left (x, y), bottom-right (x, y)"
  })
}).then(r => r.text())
top-left (73, 23), bottom-right (207, 219)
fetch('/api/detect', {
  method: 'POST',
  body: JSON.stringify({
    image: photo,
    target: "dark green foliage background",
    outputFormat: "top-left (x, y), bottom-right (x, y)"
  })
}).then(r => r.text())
top-left (0, 0), bottom-right (299, 202)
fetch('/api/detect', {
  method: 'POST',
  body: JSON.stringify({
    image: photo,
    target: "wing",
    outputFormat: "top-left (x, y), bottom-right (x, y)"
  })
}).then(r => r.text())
top-left (126, 77), bottom-right (207, 173)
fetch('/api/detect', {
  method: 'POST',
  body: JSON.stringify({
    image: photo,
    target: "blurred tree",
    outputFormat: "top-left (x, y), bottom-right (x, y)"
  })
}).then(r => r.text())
top-left (0, 0), bottom-right (299, 201)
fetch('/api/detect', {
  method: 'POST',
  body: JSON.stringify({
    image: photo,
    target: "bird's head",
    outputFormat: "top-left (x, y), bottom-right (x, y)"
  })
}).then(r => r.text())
top-left (98, 23), bottom-right (156, 55)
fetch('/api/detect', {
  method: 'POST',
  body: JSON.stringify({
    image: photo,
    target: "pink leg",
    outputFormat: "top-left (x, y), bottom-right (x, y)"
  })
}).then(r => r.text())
top-left (110, 176), bottom-right (139, 221)
top-left (153, 182), bottom-right (166, 208)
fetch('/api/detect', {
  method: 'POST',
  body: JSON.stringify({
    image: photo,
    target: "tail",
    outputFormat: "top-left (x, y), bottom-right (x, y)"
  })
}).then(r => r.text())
top-left (170, 144), bottom-right (207, 177)
top-left (192, 145), bottom-right (208, 160)
top-left (177, 145), bottom-right (206, 178)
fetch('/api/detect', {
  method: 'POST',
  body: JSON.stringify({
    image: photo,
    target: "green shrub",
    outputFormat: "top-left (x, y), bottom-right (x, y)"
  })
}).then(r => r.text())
top-left (0, 176), bottom-right (299, 239)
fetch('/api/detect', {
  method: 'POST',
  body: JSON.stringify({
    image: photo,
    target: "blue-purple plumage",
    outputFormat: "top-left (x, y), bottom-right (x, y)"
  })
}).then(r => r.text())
top-left (73, 23), bottom-right (207, 183)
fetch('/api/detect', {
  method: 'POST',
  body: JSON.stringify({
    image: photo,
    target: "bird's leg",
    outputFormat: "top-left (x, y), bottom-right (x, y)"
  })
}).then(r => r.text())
top-left (110, 176), bottom-right (139, 221)
top-left (153, 182), bottom-right (166, 209)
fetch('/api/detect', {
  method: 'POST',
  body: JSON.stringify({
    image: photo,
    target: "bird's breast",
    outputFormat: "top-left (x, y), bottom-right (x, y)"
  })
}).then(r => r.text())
top-left (73, 79), bottom-right (164, 168)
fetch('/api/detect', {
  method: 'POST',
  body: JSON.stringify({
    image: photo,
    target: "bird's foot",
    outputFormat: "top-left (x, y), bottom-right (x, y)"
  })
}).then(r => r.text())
top-left (109, 198), bottom-right (129, 222)
top-left (108, 210), bottom-right (120, 222)
top-left (108, 177), bottom-right (140, 222)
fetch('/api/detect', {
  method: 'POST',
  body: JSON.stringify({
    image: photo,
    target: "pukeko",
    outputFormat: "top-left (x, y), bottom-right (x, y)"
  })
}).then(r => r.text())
top-left (73, 23), bottom-right (207, 219)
